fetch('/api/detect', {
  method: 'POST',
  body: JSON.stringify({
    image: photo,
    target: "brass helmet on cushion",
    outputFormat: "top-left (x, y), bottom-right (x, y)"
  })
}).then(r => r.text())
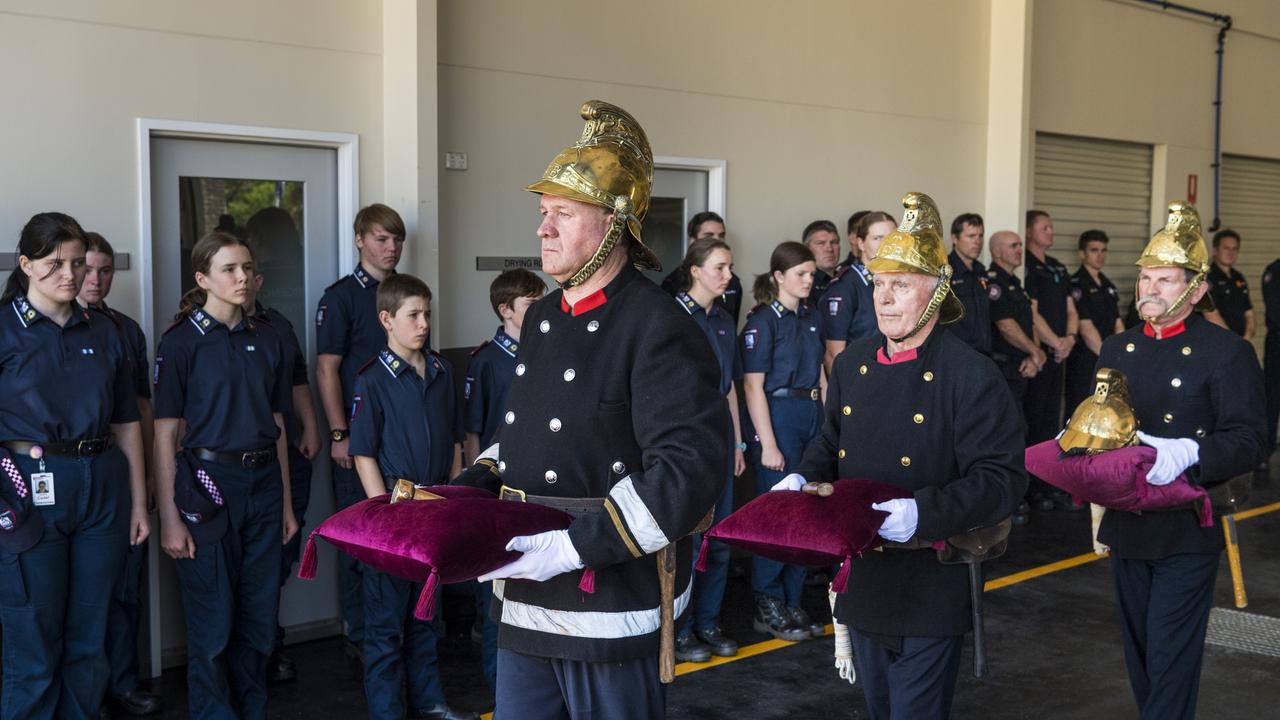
top-left (525, 100), bottom-right (658, 288)
top-left (1059, 368), bottom-right (1139, 455)
top-left (865, 192), bottom-right (964, 341)
top-left (1134, 201), bottom-right (1214, 318)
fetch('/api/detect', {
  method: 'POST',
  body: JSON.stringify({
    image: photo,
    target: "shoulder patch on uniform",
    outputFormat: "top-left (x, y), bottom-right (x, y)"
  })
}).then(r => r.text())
top-left (743, 328), bottom-right (758, 351)
top-left (827, 296), bottom-right (843, 316)
top-left (152, 355), bottom-right (163, 385)
top-left (315, 303), bottom-right (328, 329)
top-left (1071, 287), bottom-right (1083, 301)
top-left (469, 340), bottom-right (491, 357)
top-left (349, 393), bottom-right (362, 422)
top-left (988, 284), bottom-right (1002, 300)
top-left (464, 375), bottom-right (475, 400)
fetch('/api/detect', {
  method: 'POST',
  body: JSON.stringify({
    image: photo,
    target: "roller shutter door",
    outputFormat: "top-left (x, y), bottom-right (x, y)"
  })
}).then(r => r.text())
top-left (1219, 153), bottom-right (1280, 356)
top-left (1033, 132), bottom-right (1153, 314)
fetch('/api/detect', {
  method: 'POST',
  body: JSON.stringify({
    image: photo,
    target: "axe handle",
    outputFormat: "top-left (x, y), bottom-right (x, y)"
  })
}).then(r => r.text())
top-left (802, 482), bottom-right (834, 497)
top-left (658, 545), bottom-right (677, 683)
top-left (1223, 515), bottom-right (1248, 609)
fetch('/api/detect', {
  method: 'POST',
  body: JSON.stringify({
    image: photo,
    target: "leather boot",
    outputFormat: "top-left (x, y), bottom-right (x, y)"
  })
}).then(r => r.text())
top-left (752, 593), bottom-right (808, 641)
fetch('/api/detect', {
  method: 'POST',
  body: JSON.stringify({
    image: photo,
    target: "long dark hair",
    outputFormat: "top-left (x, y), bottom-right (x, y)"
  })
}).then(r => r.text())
top-left (676, 237), bottom-right (732, 293)
top-left (752, 241), bottom-right (814, 305)
top-left (175, 231), bottom-right (254, 320)
top-left (3, 212), bottom-right (88, 304)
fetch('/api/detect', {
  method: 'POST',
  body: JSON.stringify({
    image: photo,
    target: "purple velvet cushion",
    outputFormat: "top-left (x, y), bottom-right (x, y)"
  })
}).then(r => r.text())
top-left (703, 478), bottom-right (912, 591)
top-left (299, 485), bottom-right (573, 618)
top-left (1025, 440), bottom-right (1212, 526)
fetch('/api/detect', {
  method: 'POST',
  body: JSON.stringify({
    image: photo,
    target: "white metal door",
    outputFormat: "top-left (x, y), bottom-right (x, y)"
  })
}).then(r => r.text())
top-left (148, 137), bottom-right (342, 671)
top-left (1220, 153), bottom-right (1280, 356)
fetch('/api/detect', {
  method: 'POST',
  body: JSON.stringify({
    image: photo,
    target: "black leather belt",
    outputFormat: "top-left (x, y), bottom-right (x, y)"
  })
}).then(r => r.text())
top-left (4, 437), bottom-right (112, 458)
top-left (770, 387), bottom-right (821, 401)
top-left (499, 485), bottom-right (604, 519)
top-left (193, 446), bottom-right (277, 469)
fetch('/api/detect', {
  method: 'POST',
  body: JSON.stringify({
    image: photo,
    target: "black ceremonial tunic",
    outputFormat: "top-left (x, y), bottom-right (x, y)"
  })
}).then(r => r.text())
top-left (457, 264), bottom-right (728, 662)
top-left (1095, 314), bottom-right (1267, 558)
top-left (796, 330), bottom-right (1026, 636)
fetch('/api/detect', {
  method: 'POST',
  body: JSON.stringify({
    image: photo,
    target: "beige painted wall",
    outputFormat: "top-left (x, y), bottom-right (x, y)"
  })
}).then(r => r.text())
top-left (436, 0), bottom-right (994, 349)
top-left (1032, 0), bottom-right (1280, 230)
top-left (0, 0), bottom-right (385, 321)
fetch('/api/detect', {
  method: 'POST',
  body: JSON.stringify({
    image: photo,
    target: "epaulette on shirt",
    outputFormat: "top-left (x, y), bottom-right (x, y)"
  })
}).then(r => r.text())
top-left (829, 264), bottom-right (853, 283)
top-left (160, 317), bottom-right (188, 337)
top-left (86, 305), bottom-right (121, 331)
top-left (470, 340), bottom-right (492, 358)
top-left (744, 303), bottom-right (765, 319)
top-left (356, 356), bottom-right (379, 375)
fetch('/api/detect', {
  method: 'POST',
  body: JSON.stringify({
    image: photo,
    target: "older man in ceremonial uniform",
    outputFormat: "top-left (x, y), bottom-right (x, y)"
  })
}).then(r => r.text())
top-left (777, 193), bottom-right (1026, 718)
top-left (1096, 202), bottom-right (1266, 720)
top-left (452, 101), bottom-right (728, 720)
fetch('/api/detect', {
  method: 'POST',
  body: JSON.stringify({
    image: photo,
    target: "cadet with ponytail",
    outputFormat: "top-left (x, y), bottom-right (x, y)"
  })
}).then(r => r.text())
top-left (152, 231), bottom-right (298, 720)
top-left (0, 212), bottom-right (149, 718)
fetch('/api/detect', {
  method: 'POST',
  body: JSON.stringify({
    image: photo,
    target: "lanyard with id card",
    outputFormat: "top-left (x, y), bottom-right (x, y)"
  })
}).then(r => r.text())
top-left (30, 445), bottom-right (55, 507)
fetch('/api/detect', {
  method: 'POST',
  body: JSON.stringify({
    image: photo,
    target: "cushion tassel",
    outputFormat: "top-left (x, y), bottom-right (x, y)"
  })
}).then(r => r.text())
top-left (831, 555), bottom-right (853, 593)
top-left (298, 533), bottom-right (318, 580)
top-left (577, 567), bottom-right (596, 594)
top-left (694, 536), bottom-right (710, 572)
top-left (415, 569), bottom-right (440, 620)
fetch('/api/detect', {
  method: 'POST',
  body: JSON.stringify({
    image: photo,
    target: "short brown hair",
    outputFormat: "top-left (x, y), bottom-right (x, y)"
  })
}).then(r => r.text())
top-left (354, 203), bottom-right (406, 241)
top-left (490, 269), bottom-right (546, 317)
top-left (83, 231), bottom-right (115, 257)
top-left (377, 273), bottom-right (432, 316)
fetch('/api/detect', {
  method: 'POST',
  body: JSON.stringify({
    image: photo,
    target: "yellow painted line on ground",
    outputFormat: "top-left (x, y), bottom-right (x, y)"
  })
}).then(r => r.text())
top-left (475, 499), bottom-right (1280, 716)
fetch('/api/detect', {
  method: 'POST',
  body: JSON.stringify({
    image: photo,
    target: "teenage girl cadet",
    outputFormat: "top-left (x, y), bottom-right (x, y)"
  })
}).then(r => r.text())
top-left (153, 231), bottom-right (298, 720)
top-left (740, 240), bottom-right (827, 642)
top-left (673, 238), bottom-right (747, 663)
top-left (0, 212), bottom-right (148, 719)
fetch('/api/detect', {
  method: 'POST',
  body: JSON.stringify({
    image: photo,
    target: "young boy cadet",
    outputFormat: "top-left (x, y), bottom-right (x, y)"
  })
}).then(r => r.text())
top-left (349, 274), bottom-right (474, 720)
top-left (316, 203), bottom-right (405, 655)
top-left (461, 268), bottom-right (545, 690)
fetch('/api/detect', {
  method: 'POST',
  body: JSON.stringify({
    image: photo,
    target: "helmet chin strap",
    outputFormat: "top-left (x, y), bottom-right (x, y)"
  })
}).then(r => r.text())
top-left (890, 266), bottom-right (951, 344)
top-left (1138, 272), bottom-right (1204, 324)
top-left (559, 215), bottom-right (624, 290)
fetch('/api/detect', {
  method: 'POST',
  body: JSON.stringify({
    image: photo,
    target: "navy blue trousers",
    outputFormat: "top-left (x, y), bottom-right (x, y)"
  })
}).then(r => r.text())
top-left (361, 568), bottom-right (444, 719)
top-left (105, 540), bottom-right (146, 697)
top-left (681, 453), bottom-right (734, 637)
top-left (331, 460), bottom-right (364, 643)
top-left (1265, 335), bottom-right (1280, 451)
top-left (850, 630), bottom-right (963, 720)
top-left (751, 396), bottom-right (820, 606)
top-left (0, 447), bottom-right (130, 720)
top-left (1112, 552), bottom-right (1219, 720)
top-left (174, 458), bottom-right (282, 720)
top-left (494, 649), bottom-right (664, 720)
top-left (274, 446), bottom-right (312, 652)
top-left (474, 581), bottom-right (498, 689)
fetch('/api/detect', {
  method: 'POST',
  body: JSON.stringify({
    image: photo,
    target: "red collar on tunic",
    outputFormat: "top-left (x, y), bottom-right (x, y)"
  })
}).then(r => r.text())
top-left (1143, 320), bottom-right (1186, 340)
top-left (876, 346), bottom-right (919, 365)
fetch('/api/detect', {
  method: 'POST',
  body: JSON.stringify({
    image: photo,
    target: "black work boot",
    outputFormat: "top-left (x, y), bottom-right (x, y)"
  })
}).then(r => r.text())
top-left (695, 625), bottom-right (739, 657)
top-left (675, 633), bottom-right (712, 662)
top-left (787, 606), bottom-right (826, 638)
top-left (752, 593), bottom-right (809, 641)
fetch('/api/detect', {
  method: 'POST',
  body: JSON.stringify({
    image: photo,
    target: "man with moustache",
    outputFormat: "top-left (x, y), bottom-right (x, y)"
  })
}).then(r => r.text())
top-left (1095, 202), bottom-right (1265, 720)
top-left (776, 192), bottom-right (1025, 718)
top-left (453, 100), bottom-right (727, 720)
top-left (946, 213), bottom-right (991, 355)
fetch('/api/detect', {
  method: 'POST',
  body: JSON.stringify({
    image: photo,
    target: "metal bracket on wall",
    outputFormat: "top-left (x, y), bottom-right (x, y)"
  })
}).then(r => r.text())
top-left (0, 252), bottom-right (131, 272)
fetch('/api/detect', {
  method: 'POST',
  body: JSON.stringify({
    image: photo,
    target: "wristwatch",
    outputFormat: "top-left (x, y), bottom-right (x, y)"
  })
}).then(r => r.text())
top-left (330, 428), bottom-right (350, 442)
top-left (735, 442), bottom-right (748, 451)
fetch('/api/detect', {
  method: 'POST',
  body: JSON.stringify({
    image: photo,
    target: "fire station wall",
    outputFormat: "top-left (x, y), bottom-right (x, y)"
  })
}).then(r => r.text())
top-left (1031, 0), bottom-right (1280, 230)
top-left (435, 0), bottom-right (993, 350)
top-left (0, 0), bottom-right (387, 322)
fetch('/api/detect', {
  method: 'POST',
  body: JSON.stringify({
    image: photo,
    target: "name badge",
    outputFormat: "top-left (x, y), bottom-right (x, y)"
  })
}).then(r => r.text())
top-left (32, 472), bottom-right (55, 506)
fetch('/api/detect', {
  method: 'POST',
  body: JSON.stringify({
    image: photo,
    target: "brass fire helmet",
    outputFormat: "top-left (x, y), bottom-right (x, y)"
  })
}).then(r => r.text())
top-left (1058, 368), bottom-right (1140, 455)
top-left (1134, 201), bottom-right (1215, 320)
top-left (525, 100), bottom-right (658, 289)
top-left (865, 192), bottom-right (965, 342)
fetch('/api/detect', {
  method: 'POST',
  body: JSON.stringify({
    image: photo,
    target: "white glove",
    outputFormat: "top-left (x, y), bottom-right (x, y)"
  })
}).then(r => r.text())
top-left (770, 473), bottom-right (807, 492)
top-left (829, 586), bottom-right (856, 685)
top-left (871, 498), bottom-right (919, 542)
top-left (1136, 430), bottom-right (1199, 486)
top-left (478, 530), bottom-right (584, 582)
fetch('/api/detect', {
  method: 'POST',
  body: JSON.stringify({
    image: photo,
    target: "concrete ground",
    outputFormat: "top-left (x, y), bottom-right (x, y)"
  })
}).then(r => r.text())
top-left (134, 465), bottom-right (1280, 719)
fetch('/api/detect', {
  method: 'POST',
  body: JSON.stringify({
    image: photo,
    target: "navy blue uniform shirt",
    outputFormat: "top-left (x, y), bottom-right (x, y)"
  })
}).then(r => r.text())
top-left (464, 328), bottom-right (519, 449)
top-left (987, 264), bottom-right (1034, 368)
top-left (0, 295), bottom-right (139, 441)
top-left (350, 348), bottom-right (460, 488)
top-left (92, 301), bottom-right (151, 400)
top-left (1264, 260), bottom-right (1280, 335)
top-left (1024, 252), bottom-right (1072, 335)
top-left (740, 299), bottom-right (824, 392)
top-left (153, 306), bottom-right (290, 452)
top-left (676, 292), bottom-right (741, 396)
top-left (252, 302), bottom-right (309, 444)
top-left (947, 250), bottom-right (992, 355)
top-left (1070, 268), bottom-right (1120, 340)
top-left (1208, 264), bottom-right (1252, 337)
top-left (661, 270), bottom-right (744, 325)
top-left (316, 264), bottom-right (387, 406)
top-left (818, 263), bottom-right (878, 345)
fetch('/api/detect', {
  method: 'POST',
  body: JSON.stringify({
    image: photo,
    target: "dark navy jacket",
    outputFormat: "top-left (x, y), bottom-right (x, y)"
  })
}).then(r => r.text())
top-left (0, 295), bottom-right (139, 441)
top-left (350, 348), bottom-right (459, 488)
top-left (464, 328), bottom-right (520, 450)
top-left (947, 250), bottom-right (991, 355)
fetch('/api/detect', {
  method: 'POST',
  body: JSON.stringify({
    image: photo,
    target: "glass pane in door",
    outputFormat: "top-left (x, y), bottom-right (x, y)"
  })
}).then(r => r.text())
top-left (177, 177), bottom-right (307, 330)
top-left (639, 196), bottom-right (687, 286)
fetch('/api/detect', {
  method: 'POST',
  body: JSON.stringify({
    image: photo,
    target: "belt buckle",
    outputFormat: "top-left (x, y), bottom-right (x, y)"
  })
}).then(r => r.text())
top-left (77, 439), bottom-right (101, 456)
top-left (243, 451), bottom-right (267, 469)
top-left (809, 388), bottom-right (820, 401)
top-left (499, 485), bottom-right (526, 502)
